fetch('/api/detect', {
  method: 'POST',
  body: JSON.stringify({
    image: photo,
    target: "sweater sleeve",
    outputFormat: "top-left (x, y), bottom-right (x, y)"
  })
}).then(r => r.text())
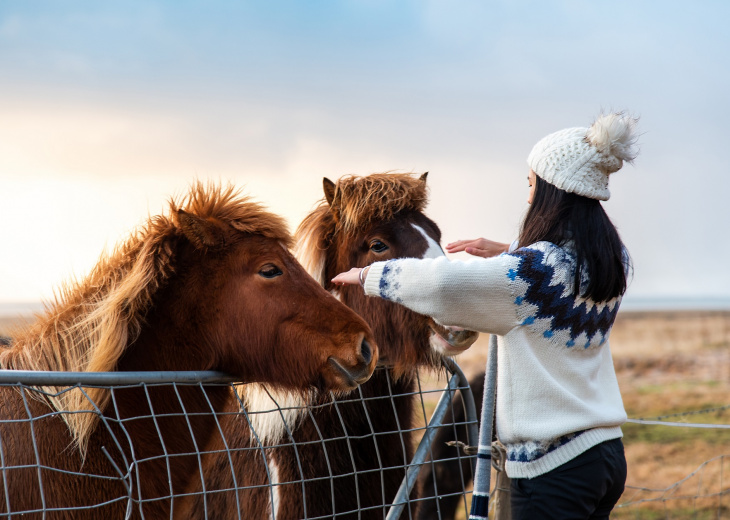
top-left (362, 255), bottom-right (518, 336)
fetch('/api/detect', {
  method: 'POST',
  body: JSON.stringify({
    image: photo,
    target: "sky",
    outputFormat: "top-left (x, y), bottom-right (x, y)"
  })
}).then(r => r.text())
top-left (1, 1), bottom-right (729, 309)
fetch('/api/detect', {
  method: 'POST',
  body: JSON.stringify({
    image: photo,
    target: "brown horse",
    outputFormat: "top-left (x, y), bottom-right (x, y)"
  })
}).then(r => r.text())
top-left (0, 182), bottom-right (376, 519)
top-left (178, 173), bottom-right (479, 519)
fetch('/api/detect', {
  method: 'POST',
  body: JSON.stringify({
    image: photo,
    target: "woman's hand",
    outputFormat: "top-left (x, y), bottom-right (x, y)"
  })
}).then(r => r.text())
top-left (445, 238), bottom-right (509, 258)
top-left (332, 267), bottom-right (368, 286)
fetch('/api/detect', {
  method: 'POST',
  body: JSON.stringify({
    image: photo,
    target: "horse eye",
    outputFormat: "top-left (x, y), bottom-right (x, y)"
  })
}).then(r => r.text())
top-left (258, 264), bottom-right (283, 279)
top-left (369, 240), bottom-right (389, 253)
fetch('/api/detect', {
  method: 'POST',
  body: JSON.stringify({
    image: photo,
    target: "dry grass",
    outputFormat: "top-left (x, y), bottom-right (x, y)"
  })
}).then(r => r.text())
top-left (2, 309), bottom-right (730, 517)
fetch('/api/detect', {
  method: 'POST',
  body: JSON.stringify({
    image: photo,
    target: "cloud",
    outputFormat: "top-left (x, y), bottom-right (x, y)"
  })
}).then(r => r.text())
top-left (0, 1), bottom-right (728, 303)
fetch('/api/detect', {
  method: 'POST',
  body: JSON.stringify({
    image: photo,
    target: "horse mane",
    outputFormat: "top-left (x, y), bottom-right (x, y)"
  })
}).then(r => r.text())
top-left (1, 181), bottom-right (291, 454)
top-left (295, 173), bottom-right (428, 286)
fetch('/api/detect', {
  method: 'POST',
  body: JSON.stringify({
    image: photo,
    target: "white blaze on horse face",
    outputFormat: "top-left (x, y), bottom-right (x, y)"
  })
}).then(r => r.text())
top-left (412, 224), bottom-right (444, 259)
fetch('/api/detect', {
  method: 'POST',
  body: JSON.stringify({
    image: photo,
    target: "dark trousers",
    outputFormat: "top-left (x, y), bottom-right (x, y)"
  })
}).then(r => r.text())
top-left (510, 438), bottom-right (627, 520)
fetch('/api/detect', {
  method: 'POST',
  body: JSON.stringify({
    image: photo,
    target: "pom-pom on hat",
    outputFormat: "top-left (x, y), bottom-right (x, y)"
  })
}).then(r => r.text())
top-left (527, 112), bottom-right (639, 200)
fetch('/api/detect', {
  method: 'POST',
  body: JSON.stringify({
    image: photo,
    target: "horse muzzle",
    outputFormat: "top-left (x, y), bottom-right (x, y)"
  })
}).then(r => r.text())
top-left (428, 320), bottom-right (480, 356)
top-left (326, 336), bottom-right (378, 391)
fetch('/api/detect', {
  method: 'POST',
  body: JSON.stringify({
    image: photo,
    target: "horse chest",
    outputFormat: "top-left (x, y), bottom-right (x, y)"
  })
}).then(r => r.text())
top-left (270, 372), bottom-right (418, 519)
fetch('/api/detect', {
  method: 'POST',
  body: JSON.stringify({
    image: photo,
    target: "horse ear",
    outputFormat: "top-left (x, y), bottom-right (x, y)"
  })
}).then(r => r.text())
top-left (177, 210), bottom-right (225, 249)
top-left (323, 178), bottom-right (336, 206)
top-left (419, 172), bottom-right (429, 184)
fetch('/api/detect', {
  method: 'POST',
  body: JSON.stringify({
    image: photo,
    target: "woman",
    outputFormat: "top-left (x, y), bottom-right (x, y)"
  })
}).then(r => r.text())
top-left (333, 112), bottom-right (638, 519)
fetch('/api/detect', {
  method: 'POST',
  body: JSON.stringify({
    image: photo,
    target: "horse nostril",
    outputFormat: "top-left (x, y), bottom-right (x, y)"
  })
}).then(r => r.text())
top-left (360, 339), bottom-right (372, 365)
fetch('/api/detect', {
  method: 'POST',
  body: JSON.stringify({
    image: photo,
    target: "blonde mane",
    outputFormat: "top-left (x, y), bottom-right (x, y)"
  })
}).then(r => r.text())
top-left (1, 181), bottom-right (291, 453)
top-left (295, 173), bottom-right (428, 285)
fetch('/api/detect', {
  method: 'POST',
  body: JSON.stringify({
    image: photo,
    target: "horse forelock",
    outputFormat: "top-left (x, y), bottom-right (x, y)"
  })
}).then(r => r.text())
top-left (294, 173), bottom-right (429, 285)
top-left (1, 181), bottom-right (292, 454)
top-left (333, 173), bottom-right (429, 236)
top-left (173, 181), bottom-right (294, 248)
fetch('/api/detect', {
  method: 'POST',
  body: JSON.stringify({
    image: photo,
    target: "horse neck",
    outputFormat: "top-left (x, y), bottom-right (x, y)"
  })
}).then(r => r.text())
top-left (116, 297), bottom-right (210, 372)
top-left (108, 310), bottom-right (232, 481)
top-left (107, 326), bottom-right (232, 511)
top-left (97, 384), bottom-right (230, 518)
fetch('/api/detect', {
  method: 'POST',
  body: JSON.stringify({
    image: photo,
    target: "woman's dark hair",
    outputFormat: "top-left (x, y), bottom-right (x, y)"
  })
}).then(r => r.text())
top-left (518, 174), bottom-right (630, 302)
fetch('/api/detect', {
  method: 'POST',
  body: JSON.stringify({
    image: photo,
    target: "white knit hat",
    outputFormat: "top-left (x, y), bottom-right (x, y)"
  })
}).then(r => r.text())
top-left (527, 112), bottom-right (639, 200)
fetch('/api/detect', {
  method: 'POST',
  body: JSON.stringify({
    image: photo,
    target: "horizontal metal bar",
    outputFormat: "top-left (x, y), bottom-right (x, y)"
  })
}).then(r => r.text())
top-left (0, 370), bottom-right (238, 386)
top-left (0, 364), bottom-right (411, 387)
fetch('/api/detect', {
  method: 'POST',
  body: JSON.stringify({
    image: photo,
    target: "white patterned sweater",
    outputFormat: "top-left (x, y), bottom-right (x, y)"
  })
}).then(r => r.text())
top-left (363, 241), bottom-right (627, 479)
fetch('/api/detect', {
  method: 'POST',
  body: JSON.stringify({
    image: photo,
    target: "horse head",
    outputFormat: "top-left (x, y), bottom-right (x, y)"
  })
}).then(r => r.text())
top-left (296, 172), bottom-right (478, 375)
top-left (0, 182), bottom-right (380, 519)
top-left (118, 182), bottom-right (378, 393)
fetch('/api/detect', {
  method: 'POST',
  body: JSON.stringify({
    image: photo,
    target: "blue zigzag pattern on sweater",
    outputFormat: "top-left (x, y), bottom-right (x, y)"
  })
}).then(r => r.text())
top-left (507, 246), bottom-right (619, 347)
top-left (506, 430), bottom-right (587, 463)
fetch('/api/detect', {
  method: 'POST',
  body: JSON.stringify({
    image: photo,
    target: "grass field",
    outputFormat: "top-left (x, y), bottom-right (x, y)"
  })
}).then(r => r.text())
top-left (2, 308), bottom-right (729, 517)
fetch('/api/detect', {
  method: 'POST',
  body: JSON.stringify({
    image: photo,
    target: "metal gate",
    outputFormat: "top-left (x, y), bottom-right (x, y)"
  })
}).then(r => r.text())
top-left (0, 358), bottom-right (478, 519)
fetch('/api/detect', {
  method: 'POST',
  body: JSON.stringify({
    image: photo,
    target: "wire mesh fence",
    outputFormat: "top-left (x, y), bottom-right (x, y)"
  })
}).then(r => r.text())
top-left (613, 409), bottom-right (730, 519)
top-left (615, 454), bottom-right (729, 519)
top-left (0, 358), bottom-right (478, 519)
